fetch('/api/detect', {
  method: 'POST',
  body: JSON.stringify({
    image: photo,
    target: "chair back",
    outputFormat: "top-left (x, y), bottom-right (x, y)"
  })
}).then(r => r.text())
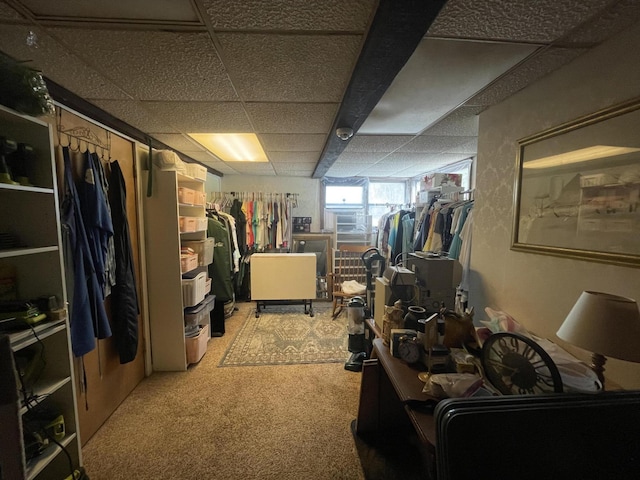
top-left (333, 245), bottom-right (370, 289)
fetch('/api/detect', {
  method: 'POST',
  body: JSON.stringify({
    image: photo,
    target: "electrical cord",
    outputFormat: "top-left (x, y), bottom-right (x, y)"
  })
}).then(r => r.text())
top-left (15, 319), bottom-right (79, 480)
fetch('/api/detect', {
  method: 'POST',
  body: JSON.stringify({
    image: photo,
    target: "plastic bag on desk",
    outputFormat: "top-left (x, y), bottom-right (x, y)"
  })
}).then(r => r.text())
top-left (422, 373), bottom-right (483, 399)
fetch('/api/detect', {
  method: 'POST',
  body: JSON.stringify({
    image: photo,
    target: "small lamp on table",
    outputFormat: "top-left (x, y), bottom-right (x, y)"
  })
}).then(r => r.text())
top-left (556, 291), bottom-right (640, 390)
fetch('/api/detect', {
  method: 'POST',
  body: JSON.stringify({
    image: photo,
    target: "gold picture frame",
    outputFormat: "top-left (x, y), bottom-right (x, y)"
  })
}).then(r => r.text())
top-left (512, 97), bottom-right (640, 267)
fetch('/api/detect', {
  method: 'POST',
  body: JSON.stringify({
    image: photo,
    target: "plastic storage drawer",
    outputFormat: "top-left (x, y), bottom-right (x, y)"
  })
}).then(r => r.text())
top-left (182, 271), bottom-right (207, 307)
top-left (185, 323), bottom-right (209, 365)
top-left (182, 238), bottom-right (214, 266)
top-left (184, 294), bottom-right (215, 328)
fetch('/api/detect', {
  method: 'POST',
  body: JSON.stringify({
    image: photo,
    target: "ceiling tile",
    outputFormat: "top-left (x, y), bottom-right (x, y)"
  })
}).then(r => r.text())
top-left (272, 164), bottom-right (315, 176)
top-left (0, 2), bottom-right (24, 19)
top-left (360, 38), bottom-right (537, 134)
top-left (245, 103), bottom-right (338, 134)
top-left (259, 134), bottom-right (326, 152)
top-left (325, 166), bottom-right (366, 177)
top-left (421, 107), bottom-right (481, 137)
top-left (0, 25), bottom-right (130, 100)
top-left (333, 152), bottom-right (389, 164)
top-left (173, 150), bottom-right (217, 164)
top-left (143, 101), bottom-right (251, 133)
top-left (560, 0), bottom-right (640, 45)
top-left (399, 135), bottom-right (477, 153)
top-left (217, 33), bottom-right (362, 102)
top-left (151, 134), bottom-right (205, 152)
top-left (90, 100), bottom-right (177, 133)
top-left (428, 0), bottom-right (611, 43)
top-left (446, 138), bottom-right (478, 154)
top-left (267, 152), bottom-right (319, 163)
top-left (345, 135), bottom-right (414, 152)
top-left (201, 160), bottom-right (239, 174)
top-left (49, 28), bottom-right (238, 101)
top-left (202, 0), bottom-right (374, 31)
top-left (465, 46), bottom-right (587, 107)
top-left (230, 162), bottom-right (276, 174)
top-left (20, 0), bottom-right (201, 22)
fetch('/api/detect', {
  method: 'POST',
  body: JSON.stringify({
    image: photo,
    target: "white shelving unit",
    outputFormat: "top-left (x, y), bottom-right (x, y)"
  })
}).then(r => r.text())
top-left (327, 210), bottom-right (373, 248)
top-left (0, 104), bottom-right (82, 479)
top-left (142, 167), bottom-right (208, 371)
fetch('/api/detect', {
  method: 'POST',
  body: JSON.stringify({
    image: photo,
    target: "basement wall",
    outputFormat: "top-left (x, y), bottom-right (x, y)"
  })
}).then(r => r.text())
top-left (470, 21), bottom-right (640, 389)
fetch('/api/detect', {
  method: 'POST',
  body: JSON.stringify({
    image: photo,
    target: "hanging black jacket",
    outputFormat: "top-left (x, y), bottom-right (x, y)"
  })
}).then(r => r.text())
top-left (108, 160), bottom-right (139, 364)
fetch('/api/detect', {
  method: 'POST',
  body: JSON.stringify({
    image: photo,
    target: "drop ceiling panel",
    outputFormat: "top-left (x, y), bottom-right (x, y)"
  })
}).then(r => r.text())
top-left (344, 135), bottom-right (414, 152)
top-left (259, 134), bottom-right (326, 152)
top-left (245, 103), bottom-right (338, 134)
top-left (325, 166), bottom-right (366, 177)
top-left (150, 134), bottom-right (206, 152)
top-left (20, 0), bottom-right (201, 22)
top-left (49, 28), bottom-right (237, 101)
top-left (89, 100), bottom-right (177, 133)
top-left (0, 2), bottom-right (24, 19)
top-left (332, 152), bottom-right (390, 164)
top-left (142, 101), bottom-right (251, 133)
top-left (560, 0), bottom-right (640, 45)
top-left (428, 0), bottom-right (611, 43)
top-left (267, 152), bottom-right (320, 163)
top-left (399, 135), bottom-right (477, 153)
top-left (273, 165), bottom-right (316, 177)
top-left (465, 47), bottom-right (587, 107)
top-left (421, 107), bottom-right (481, 137)
top-left (361, 38), bottom-right (537, 135)
top-left (217, 33), bottom-right (362, 102)
top-left (230, 163), bottom-right (276, 175)
top-left (202, 0), bottom-right (374, 31)
top-left (0, 25), bottom-right (130, 100)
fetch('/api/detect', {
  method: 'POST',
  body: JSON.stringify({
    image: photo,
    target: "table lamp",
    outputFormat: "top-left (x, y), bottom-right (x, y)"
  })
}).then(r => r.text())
top-left (556, 291), bottom-right (640, 389)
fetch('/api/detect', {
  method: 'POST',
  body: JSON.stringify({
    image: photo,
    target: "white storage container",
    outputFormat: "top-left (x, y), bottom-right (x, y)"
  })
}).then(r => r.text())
top-left (179, 216), bottom-right (198, 233)
top-left (182, 271), bottom-right (207, 307)
top-left (193, 191), bottom-right (206, 206)
top-left (186, 163), bottom-right (207, 181)
top-left (178, 186), bottom-right (195, 205)
top-left (195, 217), bottom-right (208, 232)
top-left (180, 253), bottom-right (198, 273)
top-left (182, 238), bottom-right (214, 266)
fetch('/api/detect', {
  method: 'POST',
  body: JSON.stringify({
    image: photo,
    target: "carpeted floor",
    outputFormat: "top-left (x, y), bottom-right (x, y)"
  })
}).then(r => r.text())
top-left (81, 301), bottom-right (366, 480)
top-left (220, 304), bottom-right (349, 367)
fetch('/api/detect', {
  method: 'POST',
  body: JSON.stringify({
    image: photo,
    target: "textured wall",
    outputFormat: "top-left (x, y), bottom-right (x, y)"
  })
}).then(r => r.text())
top-left (471, 22), bottom-right (640, 388)
top-left (219, 175), bottom-right (321, 231)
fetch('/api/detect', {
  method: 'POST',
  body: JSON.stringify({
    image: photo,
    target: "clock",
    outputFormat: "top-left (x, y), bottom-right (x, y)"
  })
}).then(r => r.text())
top-left (481, 332), bottom-right (563, 395)
top-left (398, 335), bottom-right (422, 364)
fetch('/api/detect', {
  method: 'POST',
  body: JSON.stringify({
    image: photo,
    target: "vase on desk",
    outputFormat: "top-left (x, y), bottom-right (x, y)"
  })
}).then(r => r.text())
top-left (403, 306), bottom-right (427, 331)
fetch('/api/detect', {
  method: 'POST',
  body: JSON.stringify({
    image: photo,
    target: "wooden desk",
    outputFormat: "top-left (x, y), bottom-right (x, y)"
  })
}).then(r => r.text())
top-left (356, 337), bottom-right (438, 478)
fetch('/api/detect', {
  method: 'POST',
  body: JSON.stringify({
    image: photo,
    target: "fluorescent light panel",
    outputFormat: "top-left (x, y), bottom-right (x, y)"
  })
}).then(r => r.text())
top-left (523, 145), bottom-right (640, 169)
top-left (188, 133), bottom-right (268, 162)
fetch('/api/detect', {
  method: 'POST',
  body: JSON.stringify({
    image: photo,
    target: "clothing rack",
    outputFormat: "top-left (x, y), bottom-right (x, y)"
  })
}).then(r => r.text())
top-left (210, 191), bottom-right (299, 208)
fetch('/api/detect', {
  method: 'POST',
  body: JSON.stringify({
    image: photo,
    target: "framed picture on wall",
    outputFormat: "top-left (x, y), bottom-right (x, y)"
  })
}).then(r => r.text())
top-left (512, 97), bottom-right (640, 267)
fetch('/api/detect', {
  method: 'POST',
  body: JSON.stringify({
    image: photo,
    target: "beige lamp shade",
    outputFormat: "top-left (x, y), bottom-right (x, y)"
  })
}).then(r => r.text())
top-left (557, 291), bottom-right (640, 363)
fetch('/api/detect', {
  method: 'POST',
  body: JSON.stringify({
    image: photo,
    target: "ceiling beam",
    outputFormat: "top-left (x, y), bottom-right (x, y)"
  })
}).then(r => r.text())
top-left (312, 0), bottom-right (448, 179)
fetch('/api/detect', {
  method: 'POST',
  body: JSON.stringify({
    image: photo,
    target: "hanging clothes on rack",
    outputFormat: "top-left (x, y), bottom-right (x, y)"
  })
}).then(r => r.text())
top-left (77, 151), bottom-right (113, 299)
top-left (108, 160), bottom-right (140, 364)
top-left (60, 147), bottom-right (112, 357)
top-left (207, 209), bottom-right (234, 303)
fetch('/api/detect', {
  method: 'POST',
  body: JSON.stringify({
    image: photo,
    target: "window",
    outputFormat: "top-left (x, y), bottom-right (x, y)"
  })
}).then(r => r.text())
top-left (368, 181), bottom-right (406, 227)
top-left (325, 185), bottom-right (364, 209)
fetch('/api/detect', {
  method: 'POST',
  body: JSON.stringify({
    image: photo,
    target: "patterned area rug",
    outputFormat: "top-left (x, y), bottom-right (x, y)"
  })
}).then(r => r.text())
top-left (219, 305), bottom-right (349, 367)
